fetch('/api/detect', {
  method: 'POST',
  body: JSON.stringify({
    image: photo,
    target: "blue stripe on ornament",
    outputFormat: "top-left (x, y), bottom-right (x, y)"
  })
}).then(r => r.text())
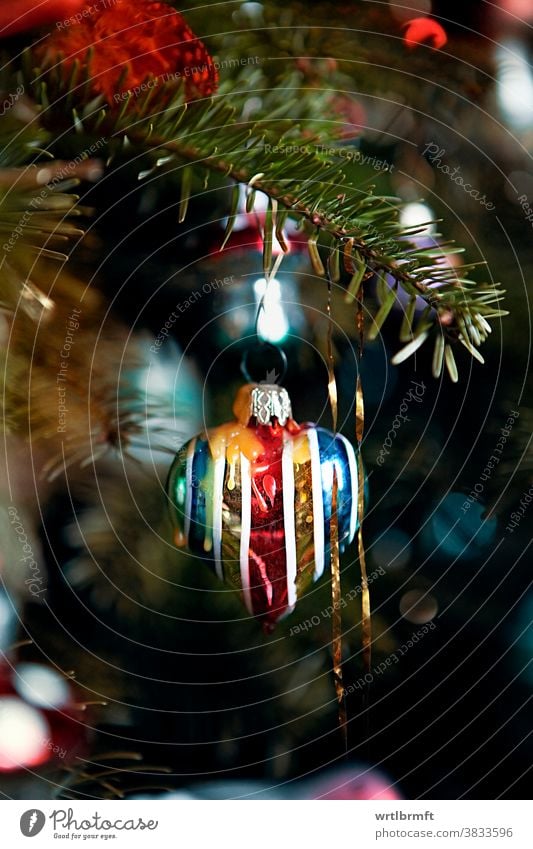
top-left (316, 428), bottom-right (336, 565)
top-left (334, 434), bottom-right (359, 551)
top-left (166, 443), bottom-right (189, 536)
top-left (316, 428), bottom-right (359, 565)
top-left (189, 437), bottom-right (215, 563)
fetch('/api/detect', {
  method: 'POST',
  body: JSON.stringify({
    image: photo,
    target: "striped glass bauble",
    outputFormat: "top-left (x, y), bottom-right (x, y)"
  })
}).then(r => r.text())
top-left (167, 383), bottom-right (362, 630)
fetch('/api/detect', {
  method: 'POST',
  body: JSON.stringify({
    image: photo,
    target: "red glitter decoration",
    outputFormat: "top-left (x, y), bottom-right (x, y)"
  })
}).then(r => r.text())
top-left (403, 17), bottom-right (448, 50)
top-left (33, 0), bottom-right (218, 106)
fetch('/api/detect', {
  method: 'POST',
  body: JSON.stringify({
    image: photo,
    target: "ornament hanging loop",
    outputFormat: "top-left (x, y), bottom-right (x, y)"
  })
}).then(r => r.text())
top-left (240, 341), bottom-right (288, 385)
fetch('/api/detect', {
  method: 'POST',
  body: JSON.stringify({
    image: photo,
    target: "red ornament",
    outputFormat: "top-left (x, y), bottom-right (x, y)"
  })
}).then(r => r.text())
top-left (0, 0), bottom-right (87, 38)
top-left (33, 0), bottom-right (218, 106)
top-left (0, 660), bottom-right (87, 772)
top-left (403, 17), bottom-right (448, 50)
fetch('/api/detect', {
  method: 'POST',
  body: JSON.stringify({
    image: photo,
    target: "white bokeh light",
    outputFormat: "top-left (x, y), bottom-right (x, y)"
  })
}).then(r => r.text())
top-left (496, 39), bottom-right (533, 130)
top-left (399, 202), bottom-right (436, 234)
top-left (0, 697), bottom-right (50, 770)
top-left (14, 663), bottom-right (70, 710)
top-left (254, 277), bottom-right (290, 344)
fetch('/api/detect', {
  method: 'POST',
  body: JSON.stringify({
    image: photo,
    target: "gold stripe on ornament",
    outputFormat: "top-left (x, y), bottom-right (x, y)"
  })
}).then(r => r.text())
top-left (292, 435), bottom-right (317, 597)
top-left (220, 454), bottom-right (244, 592)
top-left (203, 451), bottom-right (215, 554)
top-left (331, 468), bottom-right (347, 749)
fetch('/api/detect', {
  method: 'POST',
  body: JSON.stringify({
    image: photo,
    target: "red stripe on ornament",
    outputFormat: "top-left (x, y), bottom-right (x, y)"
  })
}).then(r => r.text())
top-left (247, 424), bottom-right (289, 629)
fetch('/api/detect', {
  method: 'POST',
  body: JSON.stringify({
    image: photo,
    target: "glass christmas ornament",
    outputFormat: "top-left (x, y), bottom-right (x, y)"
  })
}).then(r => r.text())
top-left (33, 0), bottom-right (218, 108)
top-left (167, 380), bottom-right (362, 630)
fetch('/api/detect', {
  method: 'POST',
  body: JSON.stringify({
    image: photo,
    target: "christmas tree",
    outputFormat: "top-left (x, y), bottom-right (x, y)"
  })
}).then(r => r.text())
top-left (0, 0), bottom-right (530, 801)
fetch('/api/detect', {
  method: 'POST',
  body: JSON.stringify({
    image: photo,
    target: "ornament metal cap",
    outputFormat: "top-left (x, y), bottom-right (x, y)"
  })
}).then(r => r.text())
top-left (233, 383), bottom-right (292, 427)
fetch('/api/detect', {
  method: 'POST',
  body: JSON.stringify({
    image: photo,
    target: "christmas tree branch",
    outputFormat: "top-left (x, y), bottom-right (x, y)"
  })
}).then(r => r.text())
top-left (13, 47), bottom-right (506, 379)
top-left (114, 95), bottom-right (505, 380)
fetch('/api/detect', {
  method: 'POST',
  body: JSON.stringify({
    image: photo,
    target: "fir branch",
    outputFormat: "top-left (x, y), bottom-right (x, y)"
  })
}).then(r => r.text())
top-left (108, 94), bottom-right (506, 376)
top-left (18, 41), bottom-right (505, 377)
top-left (0, 104), bottom-right (100, 314)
